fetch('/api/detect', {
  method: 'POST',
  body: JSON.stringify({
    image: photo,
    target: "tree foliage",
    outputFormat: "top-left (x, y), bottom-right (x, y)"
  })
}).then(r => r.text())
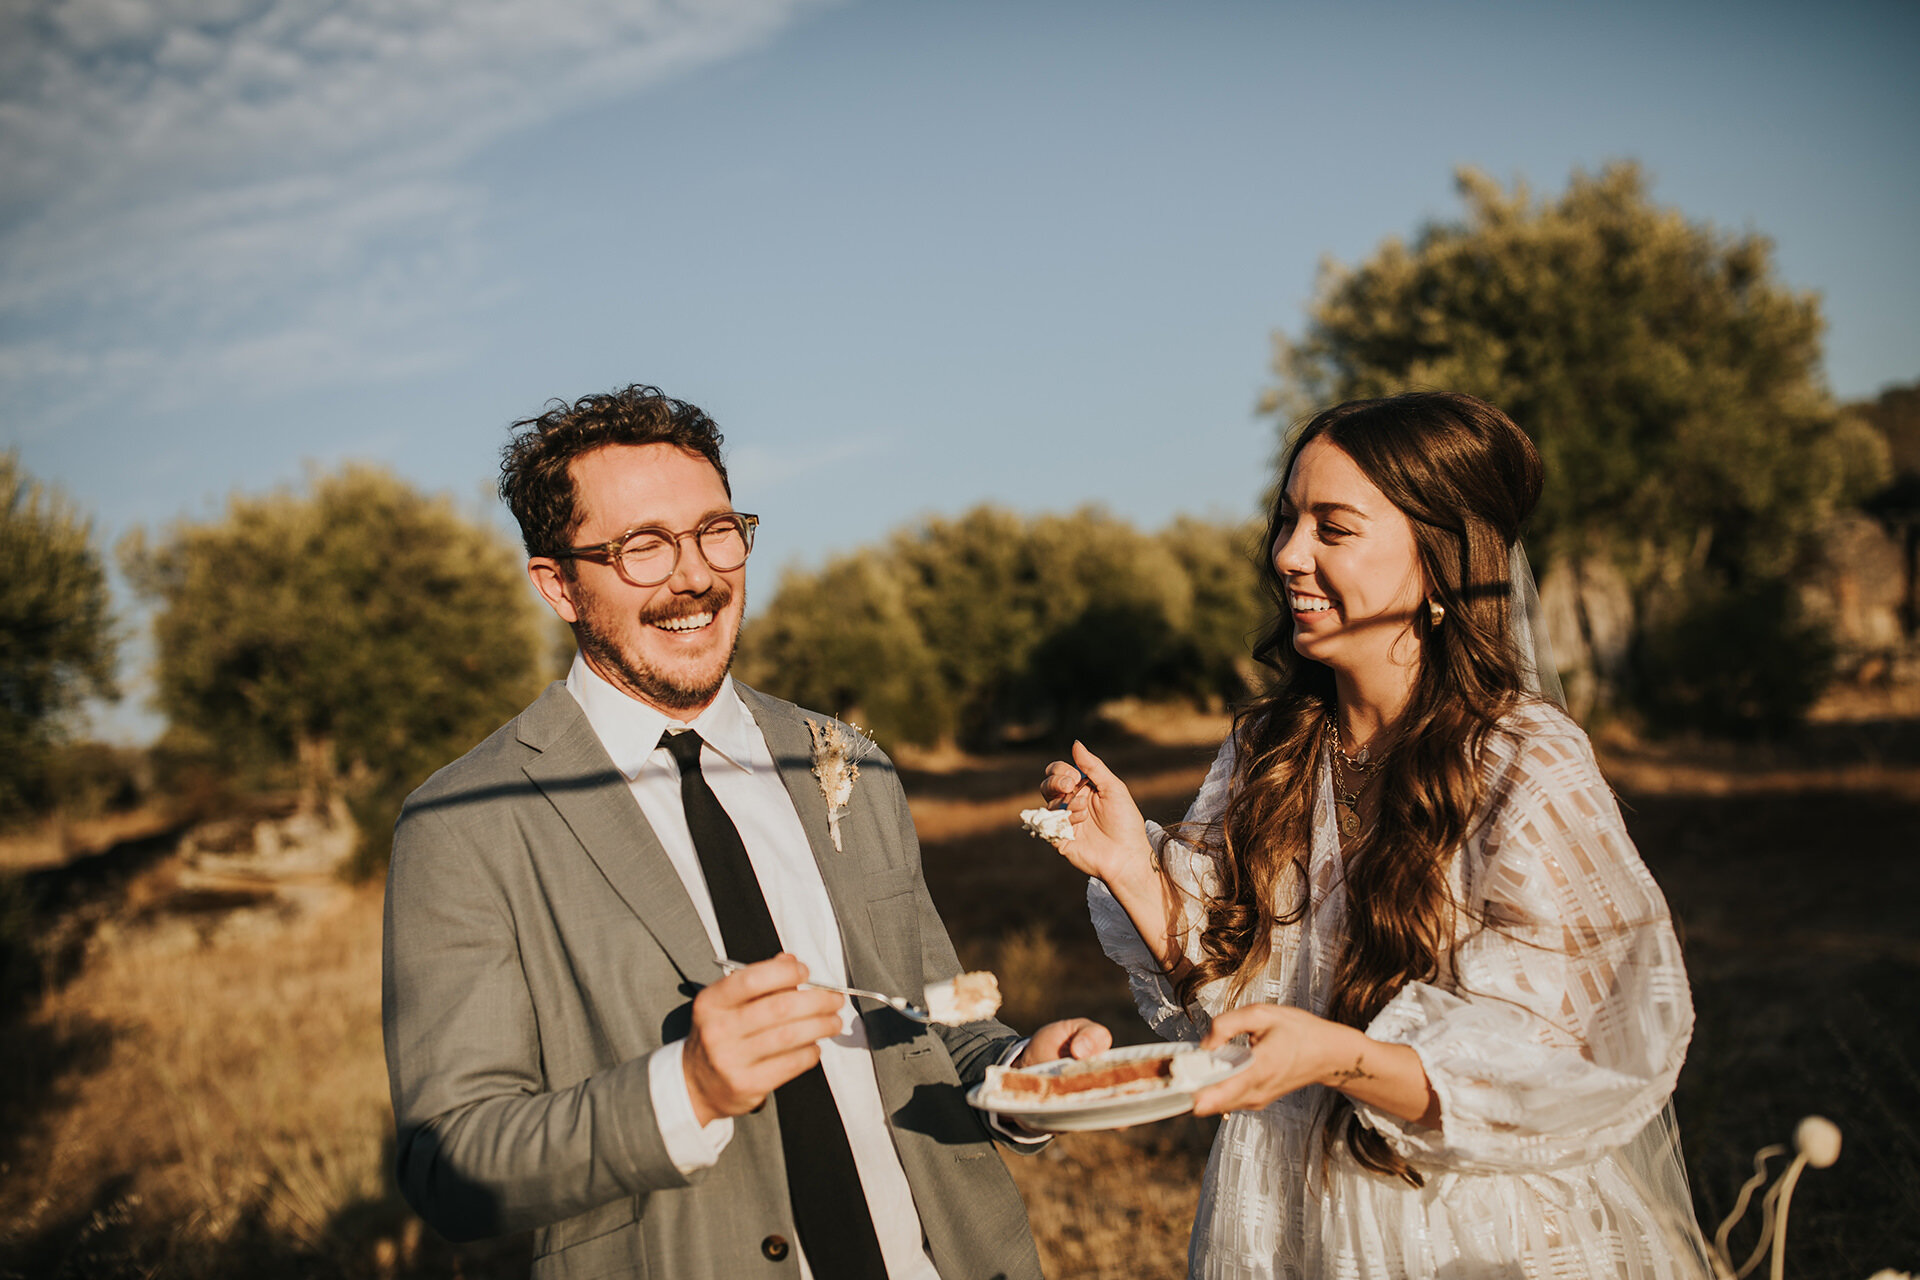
top-left (742, 554), bottom-right (953, 747)
top-left (0, 454), bottom-right (118, 821)
top-left (1157, 514), bottom-right (1270, 702)
top-left (123, 466), bottom-right (549, 864)
top-left (1270, 163), bottom-right (1889, 732)
top-left (1852, 379), bottom-right (1920, 517)
top-left (1852, 378), bottom-right (1920, 639)
top-left (738, 506), bottom-right (1262, 748)
top-left (1849, 380), bottom-right (1920, 482)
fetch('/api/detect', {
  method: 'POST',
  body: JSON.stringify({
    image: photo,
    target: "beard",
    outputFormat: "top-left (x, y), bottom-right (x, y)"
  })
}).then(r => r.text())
top-left (573, 580), bottom-right (743, 714)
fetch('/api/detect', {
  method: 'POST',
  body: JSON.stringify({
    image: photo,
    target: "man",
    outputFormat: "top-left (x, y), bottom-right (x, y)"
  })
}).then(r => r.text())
top-left (383, 385), bottom-right (1108, 1280)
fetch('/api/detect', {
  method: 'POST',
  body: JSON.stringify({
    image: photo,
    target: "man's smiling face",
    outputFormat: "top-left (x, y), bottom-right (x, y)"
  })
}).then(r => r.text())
top-left (531, 442), bottom-right (746, 716)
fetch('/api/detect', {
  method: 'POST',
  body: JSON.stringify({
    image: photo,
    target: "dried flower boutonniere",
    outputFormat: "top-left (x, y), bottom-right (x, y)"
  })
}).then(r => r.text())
top-left (805, 717), bottom-right (879, 851)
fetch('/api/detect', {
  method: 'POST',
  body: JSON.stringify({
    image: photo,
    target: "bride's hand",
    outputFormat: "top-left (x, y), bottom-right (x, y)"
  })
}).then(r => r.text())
top-left (1190, 1004), bottom-right (1335, 1116)
top-left (1190, 1004), bottom-right (1435, 1126)
top-left (1038, 741), bottom-right (1155, 887)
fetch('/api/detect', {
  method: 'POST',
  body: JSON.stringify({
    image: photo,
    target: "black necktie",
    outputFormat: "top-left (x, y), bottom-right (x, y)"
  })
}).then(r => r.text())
top-left (661, 730), bottom-right (889, 1279)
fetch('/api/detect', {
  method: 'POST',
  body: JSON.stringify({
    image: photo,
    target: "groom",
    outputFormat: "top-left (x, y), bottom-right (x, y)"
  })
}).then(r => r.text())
top-left (382, 384), bottom-right (1107, 1279)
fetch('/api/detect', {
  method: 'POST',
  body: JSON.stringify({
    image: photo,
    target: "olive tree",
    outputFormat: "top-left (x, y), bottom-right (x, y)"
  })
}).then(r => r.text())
top-left (0, 454), bottom-right (118, 821)
top-left (1854, 380), bottom-right (1920, 640)
top-left (739, 506), bottom-right (1259, 748)
top-left (123, 465), bottom-right (548, 867)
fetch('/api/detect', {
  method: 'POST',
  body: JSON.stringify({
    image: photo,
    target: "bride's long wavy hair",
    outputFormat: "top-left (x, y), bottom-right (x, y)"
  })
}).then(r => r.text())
top-left (1175, 391), bottom-right (1543, 1187)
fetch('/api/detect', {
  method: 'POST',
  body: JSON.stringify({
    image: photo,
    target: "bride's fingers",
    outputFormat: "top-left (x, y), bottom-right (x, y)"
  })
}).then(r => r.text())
top-left (1192, 1053), bottom-right (1295, 1116)
top-left (1069, 740), bottom-right (1114, 787)
top-left (1041, 761), bottom-right (1085, 805)
top-left (1201, 1005), bottom-right (1275, 1050)
top-left (1070, 741), bottom-right (1137, 809)
top-left (1192, 1076), bottom-right (1256, 1117)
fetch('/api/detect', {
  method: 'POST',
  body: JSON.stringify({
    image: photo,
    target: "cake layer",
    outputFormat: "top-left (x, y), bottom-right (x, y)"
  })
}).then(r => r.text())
top-left (994, 1054), bottom-right (1174, 1100)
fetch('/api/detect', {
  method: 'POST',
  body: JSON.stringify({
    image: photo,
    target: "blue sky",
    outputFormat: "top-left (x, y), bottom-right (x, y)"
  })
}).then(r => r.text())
top-left (3, 0), bottom-right (1916, 740)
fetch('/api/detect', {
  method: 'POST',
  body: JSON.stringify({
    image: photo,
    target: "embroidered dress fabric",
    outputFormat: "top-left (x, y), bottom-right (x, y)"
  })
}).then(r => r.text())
top-left (1088, 701), bottom-right (1713, 1280)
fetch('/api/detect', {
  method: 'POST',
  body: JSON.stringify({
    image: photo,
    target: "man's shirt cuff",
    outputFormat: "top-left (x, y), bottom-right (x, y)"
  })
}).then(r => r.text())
top-left (986, 1036), bottom-right (1051, 1147)
top-left (649, 1039), bottom-right (735, 1173)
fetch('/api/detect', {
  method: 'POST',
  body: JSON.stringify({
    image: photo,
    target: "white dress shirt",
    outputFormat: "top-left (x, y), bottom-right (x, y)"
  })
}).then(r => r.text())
top-left (565, 656), bottom-right (942, 1280)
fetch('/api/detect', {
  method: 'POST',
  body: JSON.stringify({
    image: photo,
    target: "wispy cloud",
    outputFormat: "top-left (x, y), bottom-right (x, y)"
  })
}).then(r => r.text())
top-left (728, 429), bottom-right (894, 497)
top-left (0, 0), bottom-right (829, 433)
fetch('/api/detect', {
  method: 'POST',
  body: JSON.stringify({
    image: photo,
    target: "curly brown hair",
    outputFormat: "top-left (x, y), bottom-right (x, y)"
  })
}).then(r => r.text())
top-left (498, 385), bottom-right (728, 561)
top-left (1177, 391), bottom-right (1543, 1187)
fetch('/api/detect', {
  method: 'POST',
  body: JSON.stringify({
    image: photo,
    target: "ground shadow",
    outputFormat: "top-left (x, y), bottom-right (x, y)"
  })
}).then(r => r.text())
top-left (1624, 782), bottom-right (1920, 1276)
top-left (0, 1011), bottom-right (119, 1189)
top-left (3, 821), bottom-right (194, 1020)
top-left (0, 1136), bottom-right (535, 1280)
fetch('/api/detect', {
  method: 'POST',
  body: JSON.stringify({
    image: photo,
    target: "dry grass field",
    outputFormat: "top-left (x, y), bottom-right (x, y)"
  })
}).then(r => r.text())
top-left (2, 697), bottom-right (1917, 1279)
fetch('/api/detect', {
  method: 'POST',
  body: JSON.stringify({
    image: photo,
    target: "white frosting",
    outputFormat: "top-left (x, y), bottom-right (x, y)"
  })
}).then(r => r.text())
top-left (1169, 1048), bottom-right (1217, 1092)
top-left (923, 970), bottom-right (1001, 1024)
top-left (1019, 807), bottom-right (1075, 846)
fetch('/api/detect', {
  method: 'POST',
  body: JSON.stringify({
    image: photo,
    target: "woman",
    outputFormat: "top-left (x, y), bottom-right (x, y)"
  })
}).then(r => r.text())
top-left (1041, 393), bottom-right (1712, 1278)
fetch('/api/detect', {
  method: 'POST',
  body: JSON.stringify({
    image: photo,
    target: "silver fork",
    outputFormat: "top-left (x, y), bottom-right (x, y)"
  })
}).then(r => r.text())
top-left (717, 957), bottom-right (935, 1023)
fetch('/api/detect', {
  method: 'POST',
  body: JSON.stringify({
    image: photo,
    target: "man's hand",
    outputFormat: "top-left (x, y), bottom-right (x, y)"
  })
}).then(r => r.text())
top-left (1011, 1017), bottom-right (1112, 1068)
top-left (684, 954), bottom-right (845, 1127)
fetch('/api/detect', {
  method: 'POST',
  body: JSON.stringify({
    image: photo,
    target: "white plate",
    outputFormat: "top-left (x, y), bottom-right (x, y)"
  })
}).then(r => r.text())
top-left (967, 1042), bottom-right (1253, 1132)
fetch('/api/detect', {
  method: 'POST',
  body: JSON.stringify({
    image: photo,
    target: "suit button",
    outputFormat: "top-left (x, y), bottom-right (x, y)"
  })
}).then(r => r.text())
top-left (761, 1234), bottom-right (790, 1261)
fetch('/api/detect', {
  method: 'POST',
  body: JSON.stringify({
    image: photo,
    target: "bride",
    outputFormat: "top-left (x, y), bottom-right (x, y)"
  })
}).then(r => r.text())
top-left (1040, 392), bottom-right (1714, 1278)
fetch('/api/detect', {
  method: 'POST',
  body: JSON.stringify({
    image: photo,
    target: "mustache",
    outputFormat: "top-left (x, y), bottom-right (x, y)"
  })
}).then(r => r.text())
top-left (639, 583), bottom-right (734, 626)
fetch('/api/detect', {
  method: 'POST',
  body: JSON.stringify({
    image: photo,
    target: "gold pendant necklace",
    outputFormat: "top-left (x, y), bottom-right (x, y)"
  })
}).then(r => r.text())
top-left (1336, 792), bottom-right (1362, 838)
top-left (1336, 740), bottom-right (1367, 840)
top-left (1328, 716), bottom-right (1381, 839)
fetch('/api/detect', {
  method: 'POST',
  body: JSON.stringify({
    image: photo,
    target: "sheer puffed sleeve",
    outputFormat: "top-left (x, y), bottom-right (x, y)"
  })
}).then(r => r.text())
top-left (1086, 734), bottom-right (1239, 1041)
top-left (1354, 708), bottom-right (1694, 1173)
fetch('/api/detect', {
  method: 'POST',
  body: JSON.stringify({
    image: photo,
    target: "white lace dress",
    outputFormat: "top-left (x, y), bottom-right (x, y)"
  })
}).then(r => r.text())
top-left (1089, 702), bottom-right (1714, 1280)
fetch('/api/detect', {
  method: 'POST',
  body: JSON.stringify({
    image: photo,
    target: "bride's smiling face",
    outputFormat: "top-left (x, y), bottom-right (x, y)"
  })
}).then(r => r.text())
top-left (1272, 437), bottom-right (1429, 676)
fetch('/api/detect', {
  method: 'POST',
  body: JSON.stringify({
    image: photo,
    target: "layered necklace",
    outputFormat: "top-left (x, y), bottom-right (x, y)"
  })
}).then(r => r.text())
top-left (1326, 715), bottom-right (1387, 839)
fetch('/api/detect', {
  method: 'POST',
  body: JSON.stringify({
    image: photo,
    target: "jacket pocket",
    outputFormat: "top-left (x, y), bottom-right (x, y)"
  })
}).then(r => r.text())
top-left (863, 889), bottom-right (923, 992)
top-left (856, 867), bottom-right (918, 902)
top-left (532, 1195), bottom-right (640, 1261)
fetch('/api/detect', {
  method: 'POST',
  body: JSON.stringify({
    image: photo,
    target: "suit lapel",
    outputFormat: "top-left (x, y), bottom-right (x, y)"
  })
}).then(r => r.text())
top-left (740, 686), bottom-right (845, 885)
top-left (738, 685), bottom-right (891, 988)
top-left (516, 685), bottom-right (717, 980)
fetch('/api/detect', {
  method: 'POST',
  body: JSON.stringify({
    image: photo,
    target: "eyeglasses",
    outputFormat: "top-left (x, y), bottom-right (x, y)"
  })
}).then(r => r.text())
top-left (557, 512), bottom-right (759, 587)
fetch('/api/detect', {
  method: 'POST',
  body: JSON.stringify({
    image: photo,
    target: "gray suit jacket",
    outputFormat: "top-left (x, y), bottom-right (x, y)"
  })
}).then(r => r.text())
top-left (382, 682), bottom-right (1043, 1280)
